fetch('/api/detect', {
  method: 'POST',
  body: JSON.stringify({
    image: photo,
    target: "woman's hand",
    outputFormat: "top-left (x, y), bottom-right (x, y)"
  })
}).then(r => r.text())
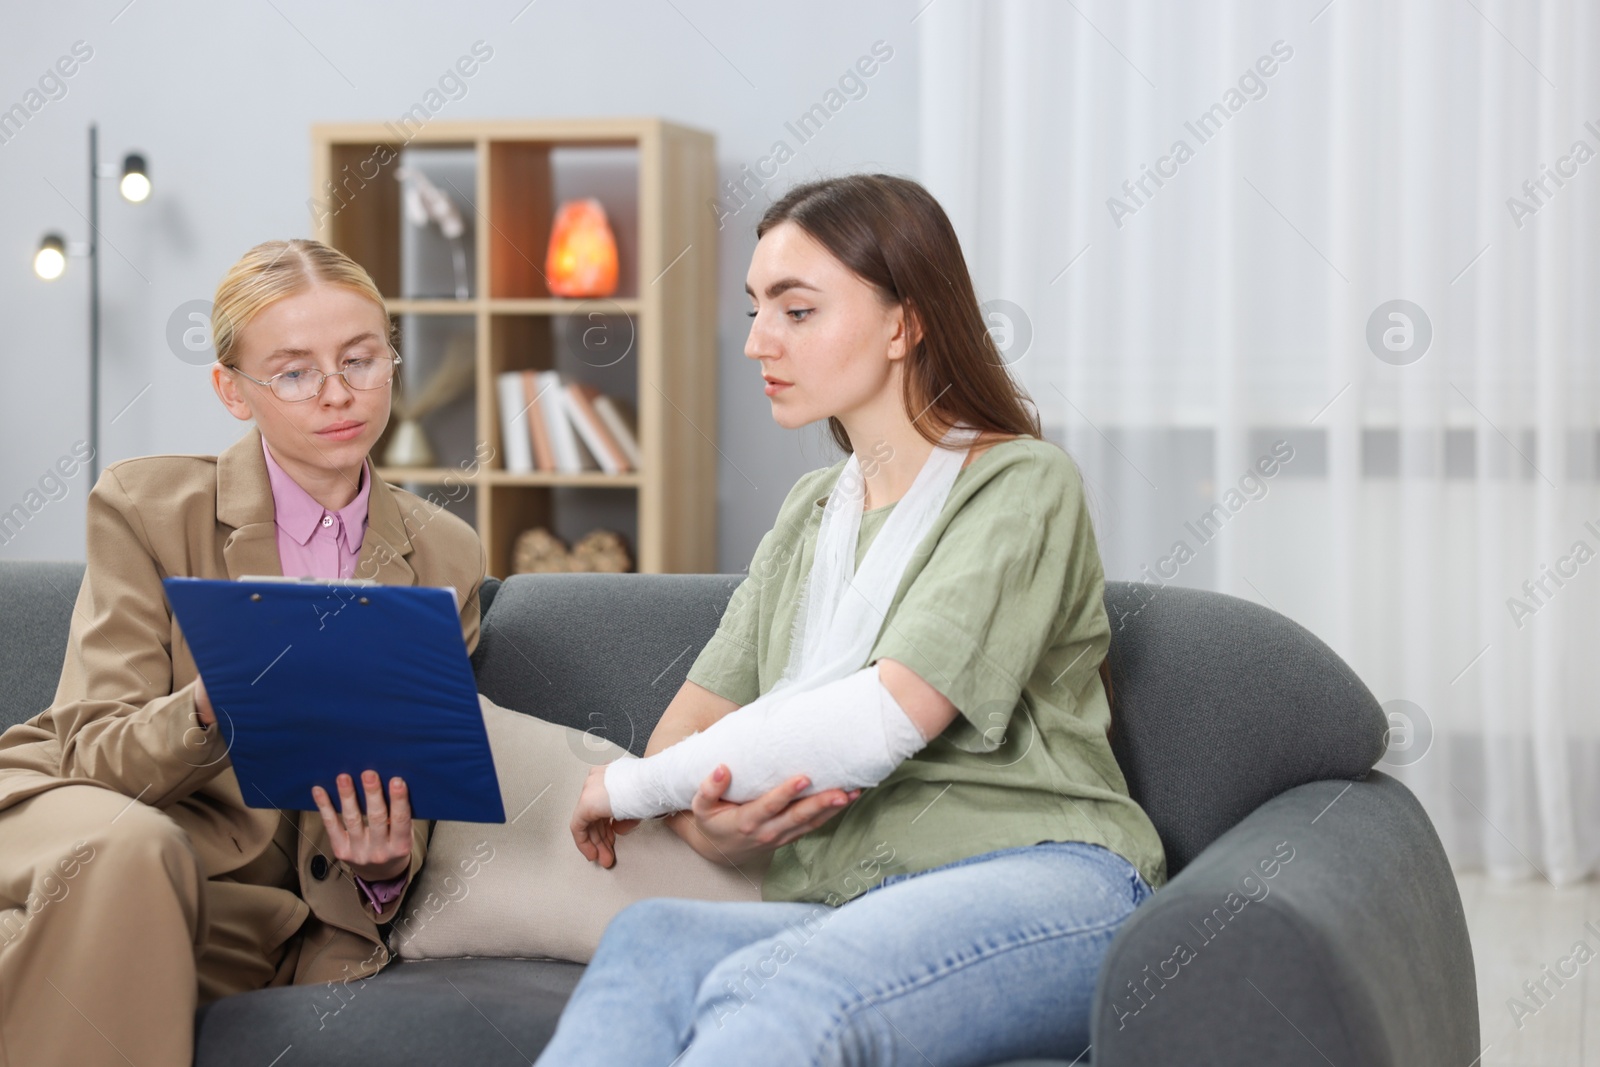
top-left (193, 674), bottom-right (217, 726)
top-left (571, 764), bottom-right (641, 868)
top-left (311, 771), bottom-right (413, 882)
top-left (673, 765), bottom-right (860, 868)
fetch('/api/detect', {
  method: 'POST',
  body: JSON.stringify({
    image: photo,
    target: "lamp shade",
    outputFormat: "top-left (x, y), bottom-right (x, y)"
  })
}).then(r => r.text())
top-left (120, 153), bottom-right (150, 202)
top-left (34, 233), bottom-right (67, 280)
top-left (545, 198), bottom-right (619, 298)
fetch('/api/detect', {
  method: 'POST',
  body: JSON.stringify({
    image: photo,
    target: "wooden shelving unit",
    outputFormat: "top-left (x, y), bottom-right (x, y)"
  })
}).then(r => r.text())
top-left (310, 118), bottom-right (719, 577)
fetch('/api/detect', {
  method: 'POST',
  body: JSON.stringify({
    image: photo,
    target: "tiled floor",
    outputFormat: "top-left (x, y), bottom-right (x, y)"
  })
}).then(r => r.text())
top-left (1459, 870), bottom-right (1597, 1066)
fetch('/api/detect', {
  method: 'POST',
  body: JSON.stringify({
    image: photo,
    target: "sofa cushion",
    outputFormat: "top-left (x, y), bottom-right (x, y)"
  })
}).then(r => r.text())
top-left (0, 561), bottom-right (84, 731)
top-left (193, 957), bottom-right (584, 1066)
top-left (471, 573), bottom-right (741, 754)
top-left (394, 695), bottom-right (760, 965)
top-left (477, 574), bottom-right (502, 621)
top-left (1101, 581), bottom-right (1387, 875)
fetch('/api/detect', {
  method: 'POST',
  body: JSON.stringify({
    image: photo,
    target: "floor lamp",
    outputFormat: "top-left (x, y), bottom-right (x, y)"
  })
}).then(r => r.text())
top-left (33, 122), bottom-right (151, 485)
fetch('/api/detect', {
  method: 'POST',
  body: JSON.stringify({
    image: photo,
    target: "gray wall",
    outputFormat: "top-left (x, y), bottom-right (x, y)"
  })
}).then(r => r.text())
top-left (0, 0), bottom-right (921, 572)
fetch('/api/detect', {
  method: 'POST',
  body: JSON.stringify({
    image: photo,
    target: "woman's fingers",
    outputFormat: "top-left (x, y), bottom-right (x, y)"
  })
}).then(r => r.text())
top-left (335, 773), bottom-right (363, 832)
top-left (361, 770), bottom-right (388, 833)
top-left (193, 675), bottom-right (217, 726)
top-left (796, 788), bottom-right (851, 824)
top-left (576, 819), bottom-right (614, 868)
top-left (683, 769), bottom-right (854, 859)
top-left (701, 764), bottom-right (731, 799)
top-left (570, 811), bottom-right (598, 862)
top-left (737, 775), bottom-right (812, 836)
top-left (774, 789), bottom-right (856, 846)
top-left (310, 785), bottom-right (350, 854)
top-left (571, 771), bottom-right (623, 868)
top-left (690, 764), bottom-right (734, 819)
top-left (387, 776), bottom-right (412, 845)
top-left (311, 772), bottom-right (413, 876)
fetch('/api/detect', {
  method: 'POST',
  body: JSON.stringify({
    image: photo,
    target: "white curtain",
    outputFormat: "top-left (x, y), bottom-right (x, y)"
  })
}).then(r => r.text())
top-left (920, 0), bottom-right (1598, 885)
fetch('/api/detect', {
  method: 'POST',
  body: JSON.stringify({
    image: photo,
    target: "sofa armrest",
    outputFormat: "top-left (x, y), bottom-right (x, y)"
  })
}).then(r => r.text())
top-left (1091, 772), bottom-right (1478, 1067)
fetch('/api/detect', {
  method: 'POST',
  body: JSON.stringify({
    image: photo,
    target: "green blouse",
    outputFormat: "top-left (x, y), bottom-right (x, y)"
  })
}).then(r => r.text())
top-left (685, 436), bottom-right (1168, 906)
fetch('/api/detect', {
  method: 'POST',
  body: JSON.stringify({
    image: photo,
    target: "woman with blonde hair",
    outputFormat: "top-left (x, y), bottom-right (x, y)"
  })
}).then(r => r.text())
top-left (0, 239), bottom-right (486, 1066)
top-left (544, 174), bottom-right (1166, 1064)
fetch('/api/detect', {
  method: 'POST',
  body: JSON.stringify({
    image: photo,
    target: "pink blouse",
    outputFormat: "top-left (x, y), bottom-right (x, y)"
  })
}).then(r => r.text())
top-left (261, 437), bottom-right (406, 911)
top-left (261, 435), bottom-right (373, 580)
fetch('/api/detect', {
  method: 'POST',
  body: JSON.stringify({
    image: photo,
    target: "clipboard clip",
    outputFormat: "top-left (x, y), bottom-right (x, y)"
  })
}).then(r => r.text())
top-left (237, 575), bottom-right (461, 630)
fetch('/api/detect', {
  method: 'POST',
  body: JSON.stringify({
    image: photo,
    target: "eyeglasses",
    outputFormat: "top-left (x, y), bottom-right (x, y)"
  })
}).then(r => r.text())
top-left (231, 348), bottom-right (402, 403)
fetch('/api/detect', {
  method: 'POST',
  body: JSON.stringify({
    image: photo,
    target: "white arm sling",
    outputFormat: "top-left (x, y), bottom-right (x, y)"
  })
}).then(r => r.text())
top-left (605, 423), bottom-right (982, 821)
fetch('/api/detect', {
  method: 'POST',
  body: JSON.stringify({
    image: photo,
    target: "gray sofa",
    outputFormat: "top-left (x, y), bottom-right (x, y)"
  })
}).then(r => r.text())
top-left (0, 561), bottom-right (1479, 1066)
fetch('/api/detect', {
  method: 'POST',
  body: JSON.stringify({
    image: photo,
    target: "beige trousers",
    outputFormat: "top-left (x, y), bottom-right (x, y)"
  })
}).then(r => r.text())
top-left (0, 785), bottom-right (303, 1067)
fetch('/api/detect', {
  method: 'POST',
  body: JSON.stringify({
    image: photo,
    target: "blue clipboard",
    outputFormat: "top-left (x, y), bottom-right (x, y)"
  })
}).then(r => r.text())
top-left (162, 576), bottom-right (505, 823)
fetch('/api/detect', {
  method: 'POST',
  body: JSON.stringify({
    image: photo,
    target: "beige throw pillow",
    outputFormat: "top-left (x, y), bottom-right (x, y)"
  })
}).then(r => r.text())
top-left (390, 695), bottom-right (762, 964)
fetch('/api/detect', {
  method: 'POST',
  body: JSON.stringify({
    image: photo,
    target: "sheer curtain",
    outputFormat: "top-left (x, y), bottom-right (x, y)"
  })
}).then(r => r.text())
top-left (920, 0), bottom-right (1598, 884)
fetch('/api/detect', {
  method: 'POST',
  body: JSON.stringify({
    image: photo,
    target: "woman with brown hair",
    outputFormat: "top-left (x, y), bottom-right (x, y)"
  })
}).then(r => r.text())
top-left (0, 239), bottom-right (485, 1066)
top-left (543, 174), bottom-right (1166, 1064)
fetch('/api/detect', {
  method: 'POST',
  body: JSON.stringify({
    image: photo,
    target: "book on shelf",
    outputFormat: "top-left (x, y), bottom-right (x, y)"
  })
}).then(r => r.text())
top-left (522, 371), bottom-right (556, 472)
top-left (534, 370), bottom-right (592, 473)
top-left (495, 370), bottom-right (641, 475)
top-left (495, 372), bottom-right (534, 474)
top-left (564, 381), bottom-right (631, 475)
top-left (591, 392), bottom-right (642, 469)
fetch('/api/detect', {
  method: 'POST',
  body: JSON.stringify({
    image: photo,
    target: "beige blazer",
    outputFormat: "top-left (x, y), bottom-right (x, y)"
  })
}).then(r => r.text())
top-left (0, 426), bottom-right (487, 987)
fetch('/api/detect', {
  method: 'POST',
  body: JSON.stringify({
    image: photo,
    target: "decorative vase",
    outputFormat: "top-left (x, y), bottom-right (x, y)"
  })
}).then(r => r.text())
top-left (384, 334), bottom-right (473, 469)
top-left (384, 417), bottom-right (436, 468)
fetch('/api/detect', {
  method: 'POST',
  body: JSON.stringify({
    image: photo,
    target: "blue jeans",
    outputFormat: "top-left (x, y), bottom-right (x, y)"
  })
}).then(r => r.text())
top-left (533, 839), bottom-right (1154, 1066)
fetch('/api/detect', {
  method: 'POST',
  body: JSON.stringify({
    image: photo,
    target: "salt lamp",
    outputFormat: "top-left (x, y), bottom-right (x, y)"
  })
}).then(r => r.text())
top-left (545, 198), bottom-right (619, 297)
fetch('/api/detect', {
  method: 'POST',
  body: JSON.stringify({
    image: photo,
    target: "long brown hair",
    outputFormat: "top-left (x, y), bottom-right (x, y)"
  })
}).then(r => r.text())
top-left (755, 174), bottom-right (1116, 733)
